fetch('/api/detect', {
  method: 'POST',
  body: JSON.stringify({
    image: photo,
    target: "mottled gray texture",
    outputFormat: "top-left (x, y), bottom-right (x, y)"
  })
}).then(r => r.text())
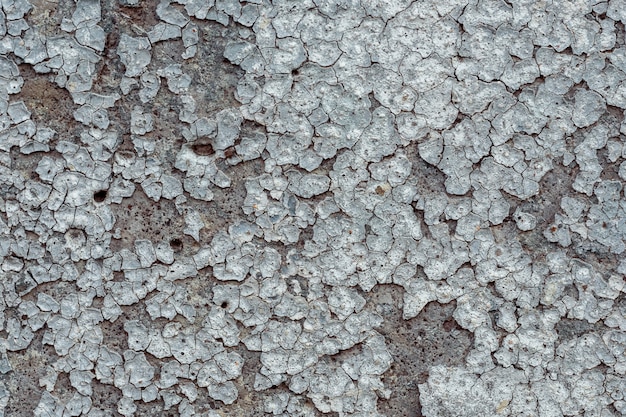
top-left (0, 0), bottom-right (625, 416)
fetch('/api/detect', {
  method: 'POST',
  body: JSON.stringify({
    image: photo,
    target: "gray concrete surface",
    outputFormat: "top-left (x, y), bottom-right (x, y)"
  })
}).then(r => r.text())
top-left (0, 0), bottom-right (625, 416)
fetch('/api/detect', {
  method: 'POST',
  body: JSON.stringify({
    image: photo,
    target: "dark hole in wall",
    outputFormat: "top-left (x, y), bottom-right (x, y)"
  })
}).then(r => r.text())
top-left (191, 143), bottom-right (215, 156)
top-left (169, 238), bottom-right (183, 252)
top-left (94, 189), bottom-right (108, 202)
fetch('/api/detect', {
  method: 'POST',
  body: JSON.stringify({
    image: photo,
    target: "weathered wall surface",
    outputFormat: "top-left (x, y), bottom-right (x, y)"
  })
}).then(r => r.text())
top-left (0, 0), bottom-right (625, 416)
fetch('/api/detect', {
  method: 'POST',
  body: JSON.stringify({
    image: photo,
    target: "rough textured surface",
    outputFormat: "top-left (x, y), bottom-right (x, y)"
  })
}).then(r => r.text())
top-left (1, 0), bottom-right (626, 416)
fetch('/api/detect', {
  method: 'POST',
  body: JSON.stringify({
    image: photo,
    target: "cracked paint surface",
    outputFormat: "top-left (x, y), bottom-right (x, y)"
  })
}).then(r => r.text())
top-left (0, 0), bottom-right (625, 416)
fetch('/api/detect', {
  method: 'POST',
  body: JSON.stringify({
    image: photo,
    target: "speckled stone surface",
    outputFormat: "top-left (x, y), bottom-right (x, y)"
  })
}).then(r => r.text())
top-left (0, 0), bottom-right (625, 416)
